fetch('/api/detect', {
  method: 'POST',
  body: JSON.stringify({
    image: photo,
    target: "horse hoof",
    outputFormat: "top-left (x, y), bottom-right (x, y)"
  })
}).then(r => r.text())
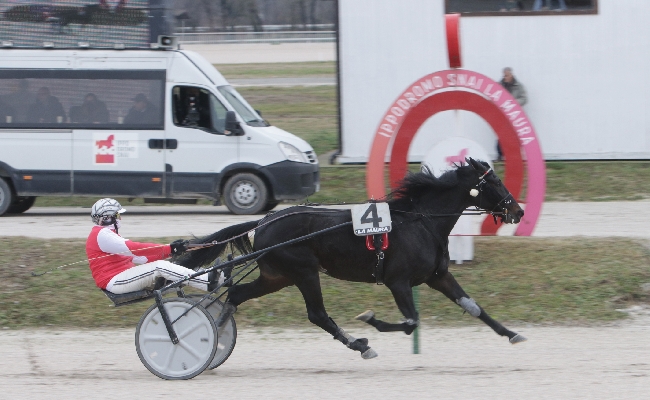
top-left (355, 310), bottom-right (375, 322)
top-left (509, 334), bottom-right (527, 344)
top-left (216, 303), bottom-right (237, 328)
top-left (361, 348), bottom-right (378, 359)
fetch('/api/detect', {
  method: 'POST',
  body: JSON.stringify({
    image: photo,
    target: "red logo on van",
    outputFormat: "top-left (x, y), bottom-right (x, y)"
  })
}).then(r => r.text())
top-left (95, 134), bottom-right (115, 164)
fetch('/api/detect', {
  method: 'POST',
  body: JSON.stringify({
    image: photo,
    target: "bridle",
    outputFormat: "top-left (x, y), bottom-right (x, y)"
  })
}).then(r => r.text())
top-left (473, 168), bottom-right (516, 223)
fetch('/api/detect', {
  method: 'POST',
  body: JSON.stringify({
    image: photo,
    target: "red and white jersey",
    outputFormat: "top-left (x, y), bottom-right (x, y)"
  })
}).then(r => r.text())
top-left (86, 225), bottom-right (172, 289)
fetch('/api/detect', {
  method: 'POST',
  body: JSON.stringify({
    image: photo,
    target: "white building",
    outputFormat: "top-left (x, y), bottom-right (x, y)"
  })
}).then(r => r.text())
top-left (337, 0), bottom-right (649, 162)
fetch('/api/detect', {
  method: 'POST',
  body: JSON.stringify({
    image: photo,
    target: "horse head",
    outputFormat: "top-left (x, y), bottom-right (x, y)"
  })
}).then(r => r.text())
top-left (465, 157), bottom-right (524, 224)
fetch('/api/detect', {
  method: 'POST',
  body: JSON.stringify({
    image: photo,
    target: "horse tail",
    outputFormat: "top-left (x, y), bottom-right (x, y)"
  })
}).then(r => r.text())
top-left (175, 220), bottom-right (259, 269)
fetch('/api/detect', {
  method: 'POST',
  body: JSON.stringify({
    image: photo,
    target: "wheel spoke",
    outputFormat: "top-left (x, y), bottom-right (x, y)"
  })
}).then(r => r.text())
top-left (161, 343), bottom-right (178, 371)
top-left (178, 338), bottom-right (204, 360)
top-left (142, 334), bottom-right (176, 343)
top-left (177, 320), bottom-right (205, 340)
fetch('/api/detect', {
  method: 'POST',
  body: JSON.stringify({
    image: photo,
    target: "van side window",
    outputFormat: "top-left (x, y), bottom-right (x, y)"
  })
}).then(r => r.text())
top-left (172, 86), bottom-right (228, 134)
top-left (209, 93), bottom-right (228, 134)
top-left (0, 70), bottom-right (164, 129)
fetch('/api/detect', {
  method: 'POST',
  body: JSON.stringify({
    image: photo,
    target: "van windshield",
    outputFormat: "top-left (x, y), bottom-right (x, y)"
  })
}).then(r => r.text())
top-left (217, 85), bottom-right (269, 128)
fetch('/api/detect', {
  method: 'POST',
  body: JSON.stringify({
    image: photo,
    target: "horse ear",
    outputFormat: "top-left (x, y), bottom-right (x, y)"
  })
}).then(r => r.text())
top-left (420, 164), bottom-right (433, 176)
top-left (466, 157), bottom-right (483, 171)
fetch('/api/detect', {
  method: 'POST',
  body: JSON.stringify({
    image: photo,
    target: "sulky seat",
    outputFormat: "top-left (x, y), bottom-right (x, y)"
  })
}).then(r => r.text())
top-left (102, 277), bottom-right (168, 307)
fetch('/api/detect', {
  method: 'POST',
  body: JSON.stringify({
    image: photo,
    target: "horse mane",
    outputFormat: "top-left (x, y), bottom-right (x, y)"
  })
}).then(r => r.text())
top-left (387, 164), bottom-right (474, 207)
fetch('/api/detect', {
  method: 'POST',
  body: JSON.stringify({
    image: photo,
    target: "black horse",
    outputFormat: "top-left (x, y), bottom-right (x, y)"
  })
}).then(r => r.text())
top-left (178, 158), bottom-right (526, 359)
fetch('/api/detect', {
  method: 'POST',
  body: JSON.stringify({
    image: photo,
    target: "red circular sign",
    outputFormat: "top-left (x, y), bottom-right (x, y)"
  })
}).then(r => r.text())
top-left (365, 70), bottom-right (546, 236)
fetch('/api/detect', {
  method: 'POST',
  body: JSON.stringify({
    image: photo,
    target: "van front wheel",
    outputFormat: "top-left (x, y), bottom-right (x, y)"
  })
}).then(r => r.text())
top-left (0, 179), bottom-right (15, 216)
top-left (223, 173), bottom-right (268, 215)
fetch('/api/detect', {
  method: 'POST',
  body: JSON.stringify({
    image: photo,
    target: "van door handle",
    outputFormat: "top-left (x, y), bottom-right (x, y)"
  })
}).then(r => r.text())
top-left (148, 139), bottom-right (164, 149)
top-left (165, 139), bottom-right (178, 149)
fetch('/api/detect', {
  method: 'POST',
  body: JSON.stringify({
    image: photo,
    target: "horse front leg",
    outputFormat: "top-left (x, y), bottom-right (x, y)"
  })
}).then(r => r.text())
top-left (427, 271), bottom-right (527, 344)
top-left (356, 280), bottom-right (419, 335)
top-left (295, 273), bottom-right (378, 359)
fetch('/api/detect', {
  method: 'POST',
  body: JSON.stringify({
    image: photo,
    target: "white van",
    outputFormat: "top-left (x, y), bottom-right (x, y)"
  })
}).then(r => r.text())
top-left (0, 44), bottom-right (319, 215)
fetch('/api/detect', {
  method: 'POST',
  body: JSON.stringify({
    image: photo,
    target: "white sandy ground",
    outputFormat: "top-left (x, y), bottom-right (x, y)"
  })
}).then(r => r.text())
top-left (2, 201), bottom-right (650, 398)
top-left (1, 201), bottom-right (650, 239)
top-left (1, 307), bottom-right (650, 400)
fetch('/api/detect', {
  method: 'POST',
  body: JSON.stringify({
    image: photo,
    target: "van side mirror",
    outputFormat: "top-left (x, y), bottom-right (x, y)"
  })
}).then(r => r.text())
top-left (224, 111), bottom-right (244, 136)
top-left (255, 109), bottom-right (262, 117)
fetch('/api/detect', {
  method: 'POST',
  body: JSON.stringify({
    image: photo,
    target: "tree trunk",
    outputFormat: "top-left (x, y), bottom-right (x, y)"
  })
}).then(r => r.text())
top-left (308, 0), bottom-right (318, 28)
top-left (247, 0), bottom-right (264, 32)
top-left (199, 0), bottom-right (215, 30)
top-left (220, 0), bottom-right (235, 31)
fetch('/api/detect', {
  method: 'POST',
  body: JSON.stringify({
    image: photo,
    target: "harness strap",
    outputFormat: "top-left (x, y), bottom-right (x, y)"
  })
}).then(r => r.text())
top-left (371, 234), bottom-right (386, 285)
top-left (365, 233), bottom-right (389, 251)
top-left (364, 234), bottom-right (389, 285)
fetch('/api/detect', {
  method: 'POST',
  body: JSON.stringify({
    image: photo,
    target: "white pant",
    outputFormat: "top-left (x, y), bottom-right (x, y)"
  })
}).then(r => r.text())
top-left (106, 260), bottom-right (208, 294)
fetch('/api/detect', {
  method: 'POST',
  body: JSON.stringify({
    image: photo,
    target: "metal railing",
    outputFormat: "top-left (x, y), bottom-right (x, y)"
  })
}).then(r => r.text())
top-left (176, 31), bottom-right (336, 45)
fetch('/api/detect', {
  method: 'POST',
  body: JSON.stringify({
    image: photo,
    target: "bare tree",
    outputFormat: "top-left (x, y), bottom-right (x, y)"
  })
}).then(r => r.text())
top-left (199, 0), bottom-right (216, 30)
top-left (171, 0), bottom-right (335, 31)
top-left (291, 0), bottom-right (328, 29)
top-left (246, 0), bottom-right (264, 31)
top-left (308, 0), bottom-right (318, 27)
top-left (220, 0), bottom-right (235, 31)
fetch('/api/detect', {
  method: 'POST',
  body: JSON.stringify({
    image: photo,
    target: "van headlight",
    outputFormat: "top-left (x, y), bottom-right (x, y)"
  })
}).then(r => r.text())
top-left (278, 142), bottom-right (308, 163)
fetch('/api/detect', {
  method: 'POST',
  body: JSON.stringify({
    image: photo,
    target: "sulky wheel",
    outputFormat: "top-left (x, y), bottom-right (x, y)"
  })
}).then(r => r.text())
top-left (189, 295), bottom-right (238, 370)
top-left (135, 298), bottom-right (218, 380)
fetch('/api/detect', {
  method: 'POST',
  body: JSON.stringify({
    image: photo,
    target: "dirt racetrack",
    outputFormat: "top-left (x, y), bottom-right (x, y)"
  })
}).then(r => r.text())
top-left (2, 310), bottom-right (650, 400)
top-left (2, 202), bottom-right (650, 399)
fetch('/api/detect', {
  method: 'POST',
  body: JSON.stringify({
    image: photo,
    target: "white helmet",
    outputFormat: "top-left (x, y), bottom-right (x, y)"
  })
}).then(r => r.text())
top-left (91, 198), bottom-right (126, 226)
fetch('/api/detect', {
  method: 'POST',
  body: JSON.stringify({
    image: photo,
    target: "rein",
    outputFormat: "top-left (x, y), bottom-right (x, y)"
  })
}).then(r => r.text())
top-left (31, 243), bottom-right (171, 277)
top-left (186, 208), bottom-right (345, 250)
top-left (392, 209), bottom-right (503, 218)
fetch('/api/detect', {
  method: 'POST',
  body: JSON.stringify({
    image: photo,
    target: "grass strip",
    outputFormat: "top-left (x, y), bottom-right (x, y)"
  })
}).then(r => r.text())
top-left (215, 61), bottom-right (336, 79)
top-left (1, 236), bottom-right (648, 329)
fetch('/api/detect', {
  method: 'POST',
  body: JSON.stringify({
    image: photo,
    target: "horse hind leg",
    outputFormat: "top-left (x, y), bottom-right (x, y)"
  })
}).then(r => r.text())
top-left (427, 272), bottom-right (526, 344)
top-left (356, 280), bottom-right (419, 335)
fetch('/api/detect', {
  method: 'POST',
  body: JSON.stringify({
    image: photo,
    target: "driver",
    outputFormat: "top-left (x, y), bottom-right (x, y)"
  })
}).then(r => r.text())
top-left (86, 198), bottom-right (223, 294)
